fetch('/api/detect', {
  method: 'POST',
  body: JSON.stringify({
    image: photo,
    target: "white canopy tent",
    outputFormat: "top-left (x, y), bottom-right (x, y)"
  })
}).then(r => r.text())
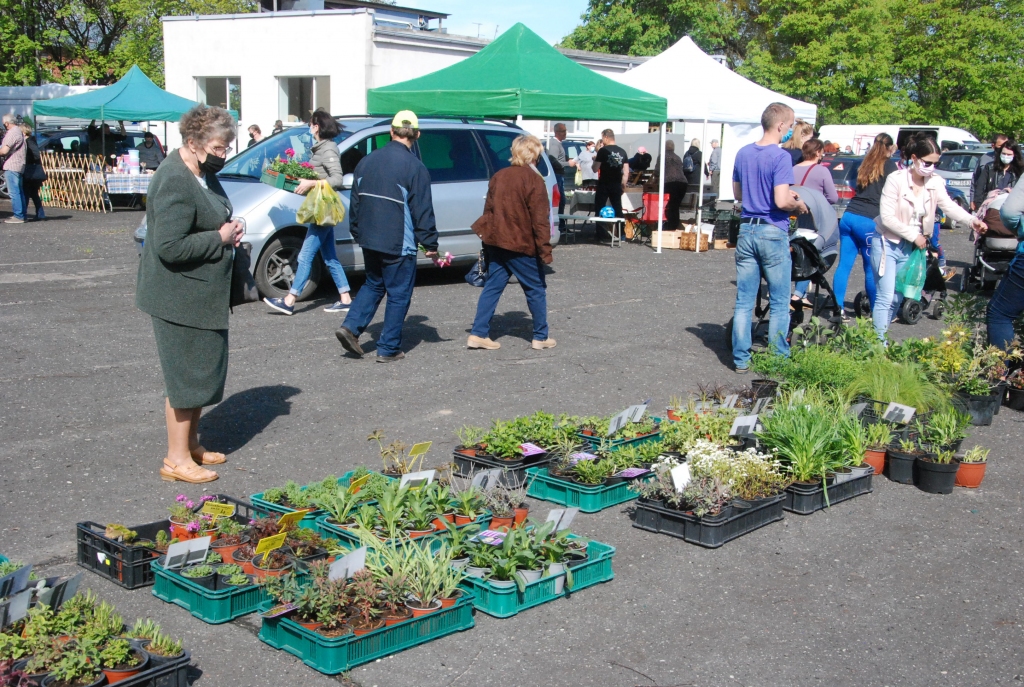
top-left (612, 36), bottom-right (817, 253)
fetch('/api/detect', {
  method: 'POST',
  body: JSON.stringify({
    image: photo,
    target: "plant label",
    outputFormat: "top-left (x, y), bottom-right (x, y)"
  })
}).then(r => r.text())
top-left (470, 469), bottom-right (503, 490)
top-left (0, 564), bottom-right (33, 599)
top-left (276, 510), bottom-right (311, 531)
top-left (408, 441), bottom-right (432, 457)
top-left (723, 394), bottom-right (739, 409)
top-left (752, 397), bottom-right (771, 414)
top-left (883, 402), bottom-right (916, 424)
top-left (328, 547), bottom-right (367, 581)
top-left (260, 602), bottom-right (297, 619)
top-left (164, 537), bottom-right (212, 571)
top-left (730, 415), bottom-right (759, 438)
top-left (0, 588), bottom-right (31, 628)
top-left (399, 469), bottom-right (436, 490)
top-left (254, 532), bottom-right (287, 558)
top-left (607, 408), bottom-right (632, 436)
top-left (520, 442), bottom-right (546, 456)
top-left (347, 472), bottom-right (372, 494)
top-left (848, 402), bottom-right (868, 418)
top-left (39, 572), bottom-right (83, 611)
top-left (670, 464), bottom-right (691, 492)
top-left (545, 507), bottom-right (578, 532)
top-left (628, 403), bottom-right (649, 422)
top-left (569, 452), bottom-right (598, 464)
top-left (616, 467), bottom-right (651, 478)
top-left (473, 530), bottom-right (507, 545)
top-left (199, 501), bottom-right (235, 519)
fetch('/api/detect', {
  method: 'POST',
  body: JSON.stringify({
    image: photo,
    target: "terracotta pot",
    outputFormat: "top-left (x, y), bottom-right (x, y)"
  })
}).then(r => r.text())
top-left (666, 409), bottom-right (682, 422)
top-left (432, 512), bottom-right (456, 530)
top-left (955, 460), bottom-right (987, 488)
top-left (233, 555), bottom-right (255, 576)
top-left (406, 528), bottom-right (434, 539)
top-left (455, 446), bottom-right (477, 456)
top-left (102, 650), bottom-right (149, 684)
top-left (211, 536), bottom-right (248, 564)
top-left (406, 598), bottom-right (442, 618)
top-left (168, 520), bottom-right (195, 541)
top-left (454, 514), bottom-right (474, 526)
top-left (488, 516), bottom-right (513, 531)
top-left (252, 553), bottom-right (292, 580)
top-left (438, 589), bottom-right (463, 608)
top-left (351, 619), bottom-right (385, 636)
top-left (295, 617), bottom-right (322, 631)
top-left (863, 448), bottom-right (886, 476)
top-left (383, 607), bottom-right (413, 626)
top-left (513, 507), bottom-right (529, 527)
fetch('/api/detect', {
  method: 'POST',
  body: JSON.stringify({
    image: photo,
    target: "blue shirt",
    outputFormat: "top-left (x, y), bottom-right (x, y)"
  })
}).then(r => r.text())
top-left (733, 143), bottom-right (795, 230)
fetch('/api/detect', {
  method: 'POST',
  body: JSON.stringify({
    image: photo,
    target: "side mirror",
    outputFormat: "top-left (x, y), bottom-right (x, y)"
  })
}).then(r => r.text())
top-left (341, 173), bottom-right (354, 190)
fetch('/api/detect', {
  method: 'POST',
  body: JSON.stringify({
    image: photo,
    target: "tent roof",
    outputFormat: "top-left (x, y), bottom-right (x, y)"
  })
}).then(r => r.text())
top-left (32, 66), bottom-right (198, 122)
top-left (612, 37), bottom-right (816, 124)
top-left (367, 23), bottom-right (666, 122)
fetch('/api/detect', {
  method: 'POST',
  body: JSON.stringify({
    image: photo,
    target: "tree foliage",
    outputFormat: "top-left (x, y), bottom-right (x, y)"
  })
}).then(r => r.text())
top-left (560, 0), bottom-right (1024, 139)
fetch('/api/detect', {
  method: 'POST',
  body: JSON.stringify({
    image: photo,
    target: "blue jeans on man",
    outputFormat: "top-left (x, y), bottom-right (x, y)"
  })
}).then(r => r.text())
top-left (471, 246), bottom-right (548, 341)
top-left (870, 235), bottom-right (912, 341)
top-left (987, 252), bottom-right (1024, 350)
top-left (732, 222), bottom-right (792, 369)
top-left (4, 170), bottom-right (25, 220)
top-left (289, 224), bottom-right (350, 297)
top-left (341, 249), bottom-right (416, 357)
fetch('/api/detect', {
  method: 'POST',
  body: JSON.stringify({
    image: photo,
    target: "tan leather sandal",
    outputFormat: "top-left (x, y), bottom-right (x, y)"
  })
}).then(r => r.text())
top-left (160, 460), bottom-right (218, 484)
top-left (190, 447), bottom-right (226, 465)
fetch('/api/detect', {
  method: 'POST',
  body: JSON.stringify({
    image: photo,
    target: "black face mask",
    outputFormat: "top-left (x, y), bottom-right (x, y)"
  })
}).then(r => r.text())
top-left (249, 133), bottom-right (255, 139)
top-left (200, 153), bottom-right (226, 175)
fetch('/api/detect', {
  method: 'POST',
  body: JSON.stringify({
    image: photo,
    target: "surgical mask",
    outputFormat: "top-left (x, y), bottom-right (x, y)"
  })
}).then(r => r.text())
top-left (781, 126), bottom-right (794, 144)
top-left (1001, 153), bottom-right (1015, 165)
top-left (916, 160), bottom-right (936, 177)
top-left (200, 152), bottom-right (226, 175)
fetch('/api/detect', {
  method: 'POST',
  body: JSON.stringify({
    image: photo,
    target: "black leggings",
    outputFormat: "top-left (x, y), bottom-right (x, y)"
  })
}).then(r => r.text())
top-left (24, 179), bottom-right (44, 215)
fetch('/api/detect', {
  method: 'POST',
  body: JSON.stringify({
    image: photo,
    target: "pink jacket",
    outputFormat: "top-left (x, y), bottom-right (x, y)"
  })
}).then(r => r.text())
top-left (875, 168), bottom-right (974, 243)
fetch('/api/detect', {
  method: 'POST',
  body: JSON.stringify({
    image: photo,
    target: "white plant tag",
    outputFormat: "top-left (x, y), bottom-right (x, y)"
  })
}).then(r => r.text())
top-left (670, 464), bottom-right (691, 492)
top-left (730, 415), bottom-right (759, 438)
top-left (328, 547), bottom-right (367, 581)
top-left (883, 402), bottom-right (916, 424)
top-left (163, 536), bottom-right (211, 571)
top-left (399, 469), bottom-right (436, 490)
top-left (470, 469), bottom-right (503, 490)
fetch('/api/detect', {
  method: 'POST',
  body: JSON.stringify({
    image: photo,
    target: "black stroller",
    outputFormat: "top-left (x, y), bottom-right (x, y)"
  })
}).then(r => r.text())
top-left (853, 247), bottom-right (949, 323)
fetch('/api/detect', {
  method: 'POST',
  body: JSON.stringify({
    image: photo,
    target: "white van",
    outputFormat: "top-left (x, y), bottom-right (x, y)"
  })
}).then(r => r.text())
top-left (817, 125), bottom-right (979, 155)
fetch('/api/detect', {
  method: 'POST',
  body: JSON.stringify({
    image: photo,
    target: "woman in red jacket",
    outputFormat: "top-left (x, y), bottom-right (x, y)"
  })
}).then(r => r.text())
top-left (467, 135), bottom-right (556, 351)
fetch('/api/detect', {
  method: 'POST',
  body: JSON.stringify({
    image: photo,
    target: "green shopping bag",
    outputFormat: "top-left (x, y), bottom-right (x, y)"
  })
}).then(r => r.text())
top-left (895, 247), bottom-right (927, 301)
top-left (296, 180), bottom-right (346, 226)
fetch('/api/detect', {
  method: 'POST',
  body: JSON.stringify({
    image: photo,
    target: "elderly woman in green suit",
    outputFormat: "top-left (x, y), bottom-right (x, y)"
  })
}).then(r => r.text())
top-left (136, 105), bottom-right (244, 484)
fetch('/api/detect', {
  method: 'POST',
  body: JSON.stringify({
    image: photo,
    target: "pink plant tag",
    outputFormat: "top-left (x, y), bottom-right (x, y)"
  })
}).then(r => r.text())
top-left (520, 443), bottom-right (545, 456)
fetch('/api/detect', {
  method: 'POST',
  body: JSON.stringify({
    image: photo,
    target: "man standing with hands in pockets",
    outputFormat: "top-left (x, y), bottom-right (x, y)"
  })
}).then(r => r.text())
top-left (335, 111), bottom-right (439, 363)
top-left (731, 103), bottom-right (809, 373)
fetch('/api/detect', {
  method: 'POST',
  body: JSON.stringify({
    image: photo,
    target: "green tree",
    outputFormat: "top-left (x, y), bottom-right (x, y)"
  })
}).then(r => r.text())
top-left (0, 1), bottom-right (44, 85)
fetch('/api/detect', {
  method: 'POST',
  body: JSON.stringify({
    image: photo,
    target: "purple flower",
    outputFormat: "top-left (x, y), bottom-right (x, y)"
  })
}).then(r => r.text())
top-left (200, 494), bottom-right (215, 503)
top-left (249, 519), bottom-right (256, 526)
top-left (176, 494), bottom-right (187, 503)
top-left (185, 521), bottom-right (201, 533)
top-left (186, 500), bottom-right (195, 510)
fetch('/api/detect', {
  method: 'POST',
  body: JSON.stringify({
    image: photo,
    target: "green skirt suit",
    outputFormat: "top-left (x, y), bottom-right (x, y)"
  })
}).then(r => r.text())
top-left (136, 150), bottom-right (234, 409)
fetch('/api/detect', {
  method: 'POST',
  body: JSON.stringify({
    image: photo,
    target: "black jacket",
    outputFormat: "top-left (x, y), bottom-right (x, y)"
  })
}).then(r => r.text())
top-left (349, 140), bottom-right (438, 256)
top-left (684, 146), bottom-right (703, 186)
top-left (973, 161), bottom-right (1021, 205)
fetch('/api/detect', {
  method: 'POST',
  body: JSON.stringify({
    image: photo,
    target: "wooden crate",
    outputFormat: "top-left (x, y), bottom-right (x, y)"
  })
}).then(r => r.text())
top-left (714, 239), bottom-right (731, 250)
top-left (650, 230), bottom-right (683, 250)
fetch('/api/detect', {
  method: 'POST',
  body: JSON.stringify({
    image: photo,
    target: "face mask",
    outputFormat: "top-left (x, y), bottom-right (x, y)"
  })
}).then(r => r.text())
top-left (309, 126), bottom-right (317, 139)
top-left (916, 160), bottom-right (936, 177)
top-left (249, 133), bottom-right (255, 140)
top-left (781, 126), bottom-right (794, 144)
top-left (1001, 153), bottom-right (1014, 165)
top-left (200, 151), bottom-right (226, 175)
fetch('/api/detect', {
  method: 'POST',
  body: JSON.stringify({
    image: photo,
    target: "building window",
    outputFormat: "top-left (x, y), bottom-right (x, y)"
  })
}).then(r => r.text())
top-left (278, 76), bottom-right (330, 123)
top-left (197, 77), bottom-right (241, 118)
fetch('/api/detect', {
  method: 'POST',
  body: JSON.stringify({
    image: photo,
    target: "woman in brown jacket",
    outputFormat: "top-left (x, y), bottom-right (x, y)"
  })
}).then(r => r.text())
top-left (467, 135), bottom-right (556, 351)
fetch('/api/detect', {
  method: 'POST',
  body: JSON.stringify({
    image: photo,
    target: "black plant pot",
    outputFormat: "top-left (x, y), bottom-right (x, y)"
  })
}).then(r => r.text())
top-left (180, 566), bottom-right (216, 590)
top-left (1006, 387), bottom-right (1024, 411)
top-left (994, 381), bottom-right (1007, 415)
top-left (886, 448), bottom-right (922, 484)
top-left (751, 379), bottom-right (778, 398)
top-left (953, 391), bottom-right (999, 426)
top-left (913, 456), bottom-right (960, 494)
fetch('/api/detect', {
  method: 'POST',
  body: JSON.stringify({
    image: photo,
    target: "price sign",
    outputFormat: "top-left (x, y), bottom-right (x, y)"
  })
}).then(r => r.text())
top-left (629, 403), bottom-right (649, 422)
top-left (328, 547), bottom-right (367, 582)
top-left (470, 469), bottom-right (503, 490)
top-left (883, 402), bottom-right (916, 425)
top-left (260, 602), bottom-right (297, 619)
top-left (200, 501), bottom-right (235, 519)
top-left (162, 537), bottom-right (211, 571)
top-left (670, 464), bottom-right (691, 492)
top-left (520, 443), bottom-right (546, 456)
top-left (0, 588), bottom-right (31, 628)
top-left (730, 415), bottom-right (759, 438)
top-left (347, 473), bottom-right (372, 494)
top-left (399, 469), bottom-right (436, 490)
top-left (276, 510), bottom-right (310, 531)
top-left (545, 507), bottom-right (579, 532)
top-left (569, 452), bottom-right (598, 464)
top-left (408, 441), bottom-right (432, 457)
top-left (254, 532), bottom-right (287, 557)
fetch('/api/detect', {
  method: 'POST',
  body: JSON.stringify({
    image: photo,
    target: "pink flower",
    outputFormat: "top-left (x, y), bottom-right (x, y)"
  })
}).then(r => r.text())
top-left (185, 521), bottom-right (201, 533)
top-left (186, 500), bottom-right (195, 510)
top-left (284, 148), bottom-right (295, 158)
top-left (176, 494), bottom-right (187, 503)
top-left (200, 494), bottom-right (215, 502)
top-left (300, 161), bottom-right (313, 168)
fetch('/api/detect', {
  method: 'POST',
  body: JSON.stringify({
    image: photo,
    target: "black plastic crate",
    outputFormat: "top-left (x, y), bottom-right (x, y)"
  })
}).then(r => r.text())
top-left (119, 651), bottom-right (191, 687)
top-left (452, 450), bottom-right (552, 487)
top-left (77, 494), bottom-right (257, 589)
top-left (631, 494), bottom-right (785, 548)
top-left (783, 473), bottom-right (873, 515)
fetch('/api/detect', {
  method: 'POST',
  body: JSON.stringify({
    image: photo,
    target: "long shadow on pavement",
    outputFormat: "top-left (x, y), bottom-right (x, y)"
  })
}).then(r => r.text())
top-left (685, 322), bottom-right (734, 368)
top-left (198, 384), bottom-right (301, 454)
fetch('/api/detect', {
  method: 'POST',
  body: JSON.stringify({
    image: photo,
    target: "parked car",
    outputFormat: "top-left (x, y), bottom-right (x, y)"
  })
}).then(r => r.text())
top-left (820, 154), bottom-right (862, 213)
top-left (134, 116), bottom-right (560, 300)
top-left (36, 128), bottom-right (156, 158)
top-left (936, 150), bottom-right (988, 199)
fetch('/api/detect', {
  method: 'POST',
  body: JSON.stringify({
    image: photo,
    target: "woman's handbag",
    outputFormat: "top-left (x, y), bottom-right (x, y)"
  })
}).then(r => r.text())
top-left (230, 243), bottom-right (259, 309)
top-left (25, 163), bottom-right (46, 181)
top-left (465, 249), bottom-right (487, 287)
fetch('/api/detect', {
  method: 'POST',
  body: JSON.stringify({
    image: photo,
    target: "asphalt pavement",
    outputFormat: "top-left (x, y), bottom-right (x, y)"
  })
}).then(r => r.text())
top-left (1, 201), bottom-right (1022, 687)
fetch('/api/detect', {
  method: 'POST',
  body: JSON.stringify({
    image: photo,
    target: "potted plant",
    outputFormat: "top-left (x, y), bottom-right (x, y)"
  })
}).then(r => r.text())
top-left (955, 446), bottom-right (990, 488)
top-left (487, 557), bottom-right (520, 590)
top-left (315, 489), bottom-right (361, 529)
top-left (252, 550), bottom-right (292, 580)
top-left (291, 585), bottom-right (323, 631)
top-left (180, 564), bottom-right (216, 590)
top-left (406, 545), bottom-right (443, 617)
top-left (378, 572), bottom-right (413, 626)
top-left (348, 570), bottom-right (384, 635)
top-left (464, 543), bottom-right (493, 578)
top-left (230, 543), bottom-right (256, 575)
top-left (1006, 369), bottom-right (1024, 411)
top-left (484, 488), bottom-right (515, 530)
top-left (437, 556), bottom-right (465, 608)
top-left (223, 571), bottom-right (253, 588)
top-left (98, 638), bottom-right (148, 685)
top-left (441, 520), bottom-right (478, 567)
top-left (403, 496), bottom-right (437, 539)
top-left (887, 439), bottom-right (929, 485)
top-left (536, 527), bottom-right (574, 595)
top-left (210, 518), bottom-right (249, 563)
top-left (862, 422), bottom-right (893, 476)
top-left (839, 416), bottom-right (873, 478)
top-left (914, 448), bottom-right (960, 494)
top-left (757, 402), bottom-right (839, 489)
top-left (39, 641), bottom-right (103, 687)
top-left (571, 459), bottom-right (611, 486)
top-left (452, 487), bottom-right (484, 525)
top-left (214, 564), bottom-right (244, 589)
top-left (260, 147), bottom-right (318, 191)
top-left (425, 483), bottom-right (455, 529)
top-left (454, 426), bottom-right (487, 456)
top-left (167, 496), bottom-right (197, 541)
top-left (917, 408), bottom-right (971, 452)
top-left (139, 632), bottom-right (183, 668)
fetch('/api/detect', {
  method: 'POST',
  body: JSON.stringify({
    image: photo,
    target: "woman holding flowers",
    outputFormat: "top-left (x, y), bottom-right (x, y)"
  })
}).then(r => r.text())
top-left (264, 108), bottom-right (352, 315)
top-left (467, 134), bottom-right (556, 351)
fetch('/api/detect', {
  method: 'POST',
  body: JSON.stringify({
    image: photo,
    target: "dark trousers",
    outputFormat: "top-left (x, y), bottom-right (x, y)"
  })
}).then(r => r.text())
top-left (342, 249), bottom-right (417, 357)
top-left (593, 184), bottom-right (623, 241)
top-left (664, 181), bottom-right (686, 230)
top-left (556, 174), bottom-right (565, 231)
top-left (24, 179), bottom-right (44, 217)
top-left (471, 246), bottom-right (548, 341)
top-left (987, 253), bottom-right (1024, 350)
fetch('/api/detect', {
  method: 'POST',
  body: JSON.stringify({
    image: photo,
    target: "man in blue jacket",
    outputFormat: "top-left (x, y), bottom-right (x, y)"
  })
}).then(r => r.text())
top-left (336, 111), bottom-right (439, 362)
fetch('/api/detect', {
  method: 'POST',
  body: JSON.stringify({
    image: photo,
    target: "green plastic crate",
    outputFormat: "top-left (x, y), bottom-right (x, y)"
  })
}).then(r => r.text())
top-left (525, 467), bottom-right (651, 513)
top-left (576, 425), bottom-right (662, 452)
top-left (0, 555), bottom-right (8, 565)
top-left (251, 470), bottom-right (394, 529)
top-left (315, 511), bottom-right (490, 554)
top-left (257, 592), bottom-right (475, 674)
top-left (458, 538), bottom-right (615, 618)
top-left (152, 561), bottom-right (293, 624)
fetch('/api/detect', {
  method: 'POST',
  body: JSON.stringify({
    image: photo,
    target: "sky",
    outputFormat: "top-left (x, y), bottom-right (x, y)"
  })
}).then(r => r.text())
top-left (396, 0), bottom-right (591, 45)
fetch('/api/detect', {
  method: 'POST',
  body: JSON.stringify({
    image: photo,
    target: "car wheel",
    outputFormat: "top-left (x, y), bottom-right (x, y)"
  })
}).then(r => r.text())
top-left (0, 175), bottom-right (8, 200)
top-left (255, 234), bottom-right (320, 300)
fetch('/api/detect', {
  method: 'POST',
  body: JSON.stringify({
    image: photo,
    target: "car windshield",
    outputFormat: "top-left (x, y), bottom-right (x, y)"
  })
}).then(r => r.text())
top-left (938, 153), bottom-right (980, 172)
top-left (219, 127), bottom-right (354, 179)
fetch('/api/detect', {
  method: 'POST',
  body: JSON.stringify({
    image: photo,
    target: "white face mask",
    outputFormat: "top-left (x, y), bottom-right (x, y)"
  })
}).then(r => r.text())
top-left (1001, 153), bottom-right (1015, 165)
top-left (916, 160), bottom-right (936, 177)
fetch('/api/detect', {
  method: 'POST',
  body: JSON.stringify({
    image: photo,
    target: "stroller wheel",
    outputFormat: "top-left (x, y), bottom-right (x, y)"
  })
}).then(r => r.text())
top-left (931, 299), bottom-right (945, 320)
top-left (899, 299), bottom-right (923, 325)
top-left (853, 291), bottom-right (871, 319)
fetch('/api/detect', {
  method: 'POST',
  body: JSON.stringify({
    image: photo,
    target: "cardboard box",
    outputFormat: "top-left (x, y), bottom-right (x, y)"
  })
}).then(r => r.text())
top-left (714, 239), bottom-right (731, 250)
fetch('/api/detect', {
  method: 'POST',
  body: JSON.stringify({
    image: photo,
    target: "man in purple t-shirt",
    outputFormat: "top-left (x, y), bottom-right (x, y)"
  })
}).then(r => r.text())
top-left (730, 103), bottom-right (809, 371)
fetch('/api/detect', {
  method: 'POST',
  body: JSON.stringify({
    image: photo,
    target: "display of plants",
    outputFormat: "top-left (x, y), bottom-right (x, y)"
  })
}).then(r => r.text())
top-left (661, 405), bottom-right (739, 452)
top-left (265, 147), bottom-right (319, 181)
top-left (757, 395), bottom-right (845, 484)
top-left (574, 414), bottom-right (659, 441)
top-left (455, 412), bottom-right (574, 460)
top-left (916, 408), bottom-right (970, 449)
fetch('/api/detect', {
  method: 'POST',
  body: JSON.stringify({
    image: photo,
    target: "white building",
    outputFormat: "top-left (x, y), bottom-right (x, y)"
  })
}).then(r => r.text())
top-left (161, 2), bottom-right (652, 149)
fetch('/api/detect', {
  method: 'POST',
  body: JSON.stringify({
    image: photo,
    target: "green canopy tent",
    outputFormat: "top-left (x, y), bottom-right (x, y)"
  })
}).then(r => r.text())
top-left (33, 65), bottom-right (197, 121)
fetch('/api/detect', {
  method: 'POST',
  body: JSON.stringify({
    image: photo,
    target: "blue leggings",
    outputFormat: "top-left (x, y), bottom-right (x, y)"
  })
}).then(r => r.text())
top-left (832, 211), bottom-right (876, 311)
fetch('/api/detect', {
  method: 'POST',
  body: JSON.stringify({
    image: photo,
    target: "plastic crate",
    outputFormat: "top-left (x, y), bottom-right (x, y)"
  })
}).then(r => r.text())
top-left (117, 650), bottom-right (191, 687)
top-left (251, 471), bottom-right (393, 529)
top-left (576, 426), bottom-right (662, 452)
top-left (76, 495), bottom-right (258, 590)
top-left (458, 538), bottom-right (615, 618)
top-left (631, 494), bottom-right (785, 548)
top-left (525, 467), bottom-right (649, 513)
top-left (783, 472), bottom-right (874, 515)
top-left (152, 561), bottom-right (281, 624)
top-left (257, 592), bottom-right (475, 675)
top-left (315, 511), bottom-right (490, 554)
top-left (0, 555), bottom-right (8, 565)
top-left (452, 449), bottom-right (552, 487)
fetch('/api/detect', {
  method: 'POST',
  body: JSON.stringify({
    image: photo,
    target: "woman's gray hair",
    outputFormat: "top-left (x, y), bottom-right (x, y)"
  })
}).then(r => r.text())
top-left (179, 105), bottom-right (236, 146)
top-left (665, 140), bottom-right (675, 152)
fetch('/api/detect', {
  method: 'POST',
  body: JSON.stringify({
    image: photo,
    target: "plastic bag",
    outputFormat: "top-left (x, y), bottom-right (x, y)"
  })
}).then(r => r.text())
top-left (895, 247), bottom-right (927, 301)
top-left (574, 166), bottom-right (583, 187)
top-left (296, 180), bottom-right (346, 226)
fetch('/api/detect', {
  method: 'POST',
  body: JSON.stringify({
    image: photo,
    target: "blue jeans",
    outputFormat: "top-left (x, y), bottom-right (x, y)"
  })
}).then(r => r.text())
top-left (471, 245), bottom-right (548, 341)
top-left (832, 211), bottom-right (877, 311)
top-left (870, 235), bottom-right (912, 341)
top-left (733, 222), bottom-right (792, 368)
top-left (4, 170), bottom-right (25, 220)
top-left (289, 224), bottom-right (350, 297)
top-left (987, 252), bottom-right (1024, 350)
top-left (342, 249), bottom-right (416, 357)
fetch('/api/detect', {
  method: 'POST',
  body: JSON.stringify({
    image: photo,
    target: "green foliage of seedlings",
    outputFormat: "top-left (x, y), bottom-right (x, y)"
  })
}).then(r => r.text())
top-left (181, 565), bottom-right (214, 578)
top-left (217, 518), bottom-right (246, 536)
top-left (572, 458), bottom-right (613, 485)
top-left (0, 561), bottom-right (29, 578)
top-left (81, 601), bottom-right (123, 644)
top-left (455, 425), bottom-right (486, 448)
top-left (961, 445), bottom-right (990, 463)
top-left (155, 530), bottom-right (170, 547)
top-left (127, 618), bottom-right (161, 641)
top-left (844, 358), bottom-right (950, 411)
top-left (204, 551), bottom-right (222, 565)
top-left (757, 402), bottom-right (844, 482)
top-left (226, 572), bottom-right (251, 586)
top-left (216, 564), bottom-right (242, 577)
top-left (316, 488), bottom-right (361, 525)
top-left (146, 632), bottom-right (183, 658)
top-left (261, 487), bottom-right (286, 504)
top-left (0, 633), bottom-right (28, 661)
top-left (47, 639), bottom-right (101, 685)
top-left (283, 480), bottom-right (307, 508)
top-left (933, 449), bottom-right (958, 465)
top-left (864, 422), bottom-right (895, 450)
top-left (104, 524), bottom-right (137, 542)
top-left (99, 638), bottom-right (139, 670)
top-left (839, 413), bottom-right (868, 466)
top-left (453, 487), bottom-right (484, 519)
top-left (682, 475), bottom-right (731, 518)
top-left (917, 408), bottom-right (971, 448)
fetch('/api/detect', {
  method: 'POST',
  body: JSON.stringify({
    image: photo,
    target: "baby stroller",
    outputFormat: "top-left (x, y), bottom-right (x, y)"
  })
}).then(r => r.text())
top-left (853, 246), bottom-right (948, 323)
top-left (964, 194), bottom-right (1017, 292)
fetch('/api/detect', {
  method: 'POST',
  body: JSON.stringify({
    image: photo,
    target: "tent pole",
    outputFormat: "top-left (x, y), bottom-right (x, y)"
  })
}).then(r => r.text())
top-left (656, 122), bottom-right (666, 254)
top-left (696, 117), bottom-right (708, 253)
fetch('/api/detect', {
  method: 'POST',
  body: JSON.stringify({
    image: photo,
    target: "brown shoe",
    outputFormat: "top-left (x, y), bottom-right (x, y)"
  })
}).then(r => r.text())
top-left (159, 460), bottom-right (218, 484)
top-left (335, 326), bottom-right (364, 357)
top-left (531, 338), bottom-right (557, 350)
top-left (467, 335), bottom-right (500, 350)
top-left (190, 446), bottom-right (226, 465)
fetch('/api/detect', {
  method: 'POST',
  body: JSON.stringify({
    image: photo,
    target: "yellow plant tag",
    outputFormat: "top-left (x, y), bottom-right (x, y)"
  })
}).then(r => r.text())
top-left (276, 510), bottom-right (309, 531)
top-left (254, 532), bottom-right (287, 556)
top-left (347, 473), bottom-right (371, 494)
top-left (408, 441), bottom-right (432, 457)
top-left (199, 501), bottom-right (235, 519)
